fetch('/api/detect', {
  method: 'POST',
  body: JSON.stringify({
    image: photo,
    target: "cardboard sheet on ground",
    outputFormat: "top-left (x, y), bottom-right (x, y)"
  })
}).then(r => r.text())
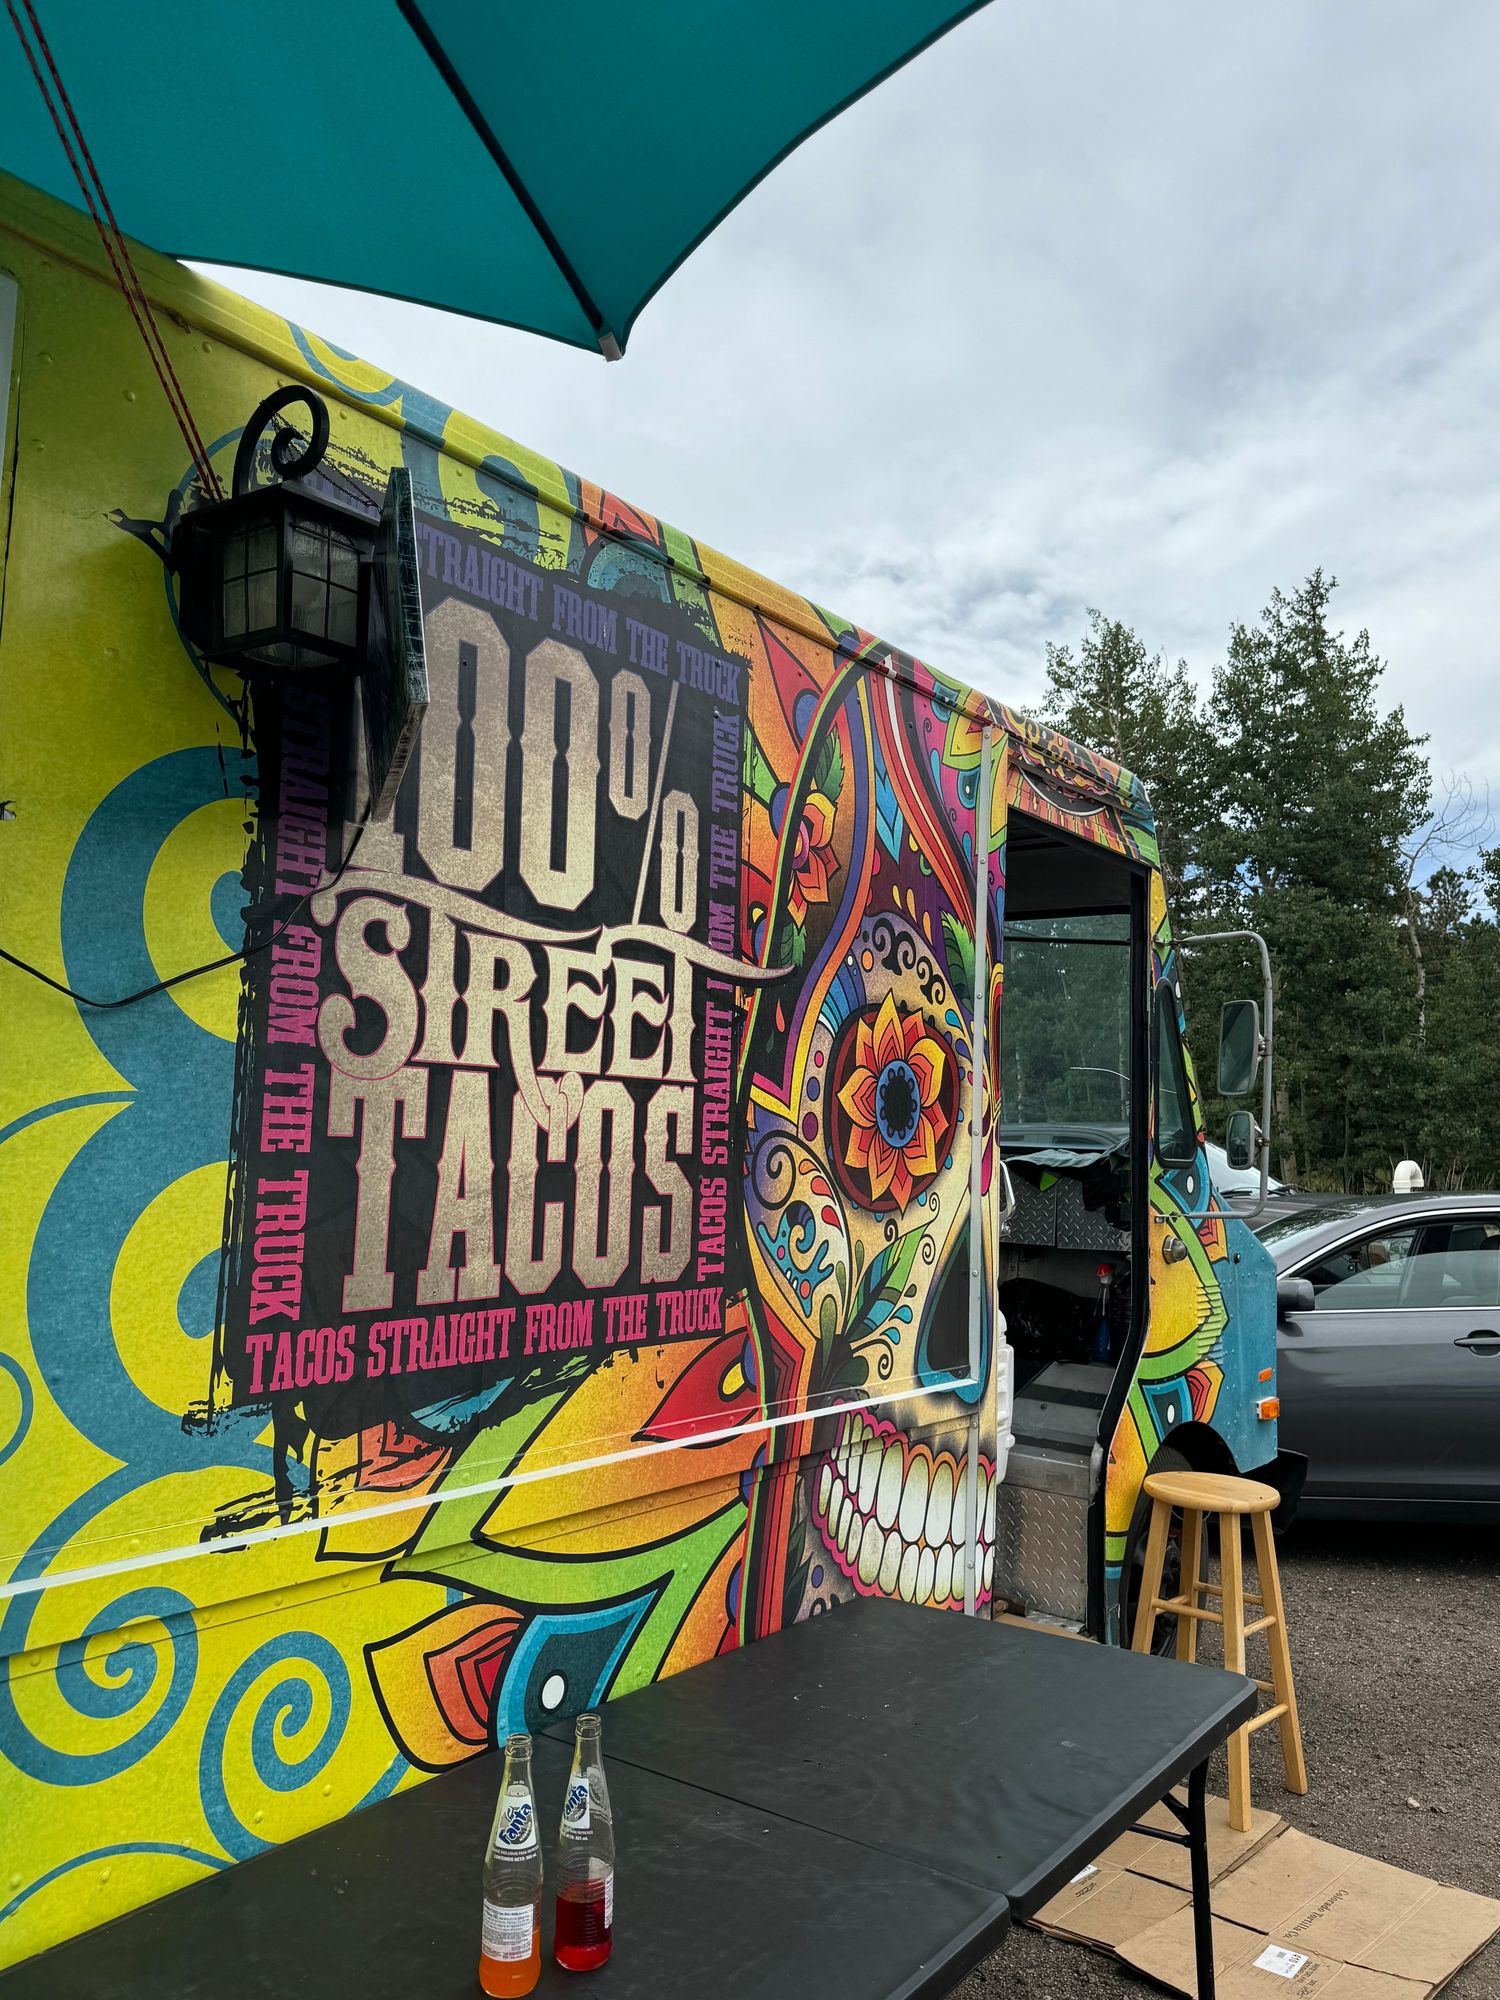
top-left (1034, 1793), bottom-right (1282, 1949)
top-left (1103, 1794), bottom-right (1285, 1891)
top-left (1032, 1803), bottom-right (1500, 1999)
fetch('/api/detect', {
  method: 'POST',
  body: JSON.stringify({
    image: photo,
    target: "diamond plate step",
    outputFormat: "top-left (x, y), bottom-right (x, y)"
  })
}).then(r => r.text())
top-left (993, 1474), bottom-right (1091, 1626)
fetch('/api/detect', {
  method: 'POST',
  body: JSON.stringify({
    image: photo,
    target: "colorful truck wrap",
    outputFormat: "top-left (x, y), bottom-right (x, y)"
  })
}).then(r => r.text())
top-left (0, 178), bottom-right (1277, 1969)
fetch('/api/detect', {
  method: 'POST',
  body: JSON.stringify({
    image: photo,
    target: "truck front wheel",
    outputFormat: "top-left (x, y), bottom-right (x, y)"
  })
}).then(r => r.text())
top-left (1119, 1444), bottom-right (1193, 1653)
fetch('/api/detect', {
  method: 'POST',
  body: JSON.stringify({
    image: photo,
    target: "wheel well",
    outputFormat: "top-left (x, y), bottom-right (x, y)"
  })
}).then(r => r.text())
top-left (1152, 1422), bottom-right (1237, 1477)
top-left (1115, 1425), bottom-right (1235, 1646)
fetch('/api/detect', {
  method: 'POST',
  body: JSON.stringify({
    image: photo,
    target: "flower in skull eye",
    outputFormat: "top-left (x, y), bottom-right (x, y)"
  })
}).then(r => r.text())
top-left (787, 789), bottom-right (839, 926)
top-left (834, 993), bottom-right (953, 1212)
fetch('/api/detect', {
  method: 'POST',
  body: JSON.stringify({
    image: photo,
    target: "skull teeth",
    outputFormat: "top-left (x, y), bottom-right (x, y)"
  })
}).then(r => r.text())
top-left (811, 1416), bottom-right (997, 1608)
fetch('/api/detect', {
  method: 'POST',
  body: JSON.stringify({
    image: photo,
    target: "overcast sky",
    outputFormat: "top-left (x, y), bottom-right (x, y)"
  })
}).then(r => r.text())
top-left (204, 0), bottom-right (1500, 853)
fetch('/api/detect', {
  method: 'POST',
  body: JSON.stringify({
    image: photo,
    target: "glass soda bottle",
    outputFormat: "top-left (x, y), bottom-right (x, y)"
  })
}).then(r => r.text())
top-left (479, 1733), bottom-right (542, 1997)
top-left (553, 1712), bottom-right (614, 1971)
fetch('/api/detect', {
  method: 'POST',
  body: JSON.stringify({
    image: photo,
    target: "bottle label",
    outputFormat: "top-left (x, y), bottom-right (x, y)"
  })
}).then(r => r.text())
top-left (562, 1777), bottom-right (591, 1833)
top-left (604, 1869), bottom-right (614, 1930)
top-left (493, 1789), bottom-right (537, 1853)
top-left (481, 1899), bottom-right (536, 1963)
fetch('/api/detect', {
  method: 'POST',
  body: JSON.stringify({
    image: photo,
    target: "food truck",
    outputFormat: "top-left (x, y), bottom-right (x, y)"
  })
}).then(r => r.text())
top-left (0, 174), bottom-right (1279, 1969)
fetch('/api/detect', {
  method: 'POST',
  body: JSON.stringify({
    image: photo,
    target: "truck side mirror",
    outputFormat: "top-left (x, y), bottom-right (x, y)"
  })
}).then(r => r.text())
top-left (1276, 1276), bottom-right (1315, 1317)
top-left (1225, 1110), bottom-right (1257, 1170)
top-left (1218, 999), bottom-right (1261, 1096)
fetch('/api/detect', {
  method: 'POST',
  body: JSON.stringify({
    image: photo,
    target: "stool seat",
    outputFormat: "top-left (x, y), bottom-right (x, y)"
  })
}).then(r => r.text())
top-left (1131, 1468), bottom-right (1305, 1832)
top-left (1143, 1470), bottom-right (1280, 1515)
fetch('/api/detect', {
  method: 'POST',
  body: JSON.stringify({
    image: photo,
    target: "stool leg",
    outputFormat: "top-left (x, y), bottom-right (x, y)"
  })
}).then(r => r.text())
top-left (1131, 1499), bottom-right (1171, 1653)
top-left (1220, 1514), bottom-right (1252, 1831)
top-left (1176, 1507), bottom-right (1203, 1664)
top-left (1251, 1509), bottom-right (1307, 1797)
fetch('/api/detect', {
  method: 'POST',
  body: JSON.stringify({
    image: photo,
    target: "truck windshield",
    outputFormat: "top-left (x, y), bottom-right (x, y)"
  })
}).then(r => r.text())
top-left (1001, 913), bottom-right (1131, 1134)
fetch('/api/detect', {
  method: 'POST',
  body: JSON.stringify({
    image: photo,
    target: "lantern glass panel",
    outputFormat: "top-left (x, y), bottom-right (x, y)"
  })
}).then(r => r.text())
top-left (291, 566), bottom-right (329, 634)
top-left (290, 517), bottom-right (362, 651)
top-left (219, 519), bottom-right (279, 642)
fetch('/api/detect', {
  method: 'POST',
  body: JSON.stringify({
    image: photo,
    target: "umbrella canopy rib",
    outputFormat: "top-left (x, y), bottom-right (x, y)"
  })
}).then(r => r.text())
top-left (393, 0), bottom-right (617, 357)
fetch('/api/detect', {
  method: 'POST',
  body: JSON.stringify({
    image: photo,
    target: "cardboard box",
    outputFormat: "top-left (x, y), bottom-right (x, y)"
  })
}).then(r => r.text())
top-left (1031, 1810), bottom-right (1500, 1999)
top-left (1034, 1790), bottom-right (1282, 1949)
top-left (1096, 1793), bottom-right (1284, 1892)
top-left (1121, 1908), bottom-right (1430, 1998)
top-left (1034, 1860), bottom-right (1189, 1951)
top-left (995, 1612), bottom-right (1093, 1642)
top-left (1210, 1829), bottom-right (1500, 1988)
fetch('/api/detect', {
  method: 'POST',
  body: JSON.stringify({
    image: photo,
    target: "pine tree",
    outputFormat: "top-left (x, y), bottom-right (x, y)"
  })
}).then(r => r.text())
top-left (1034, 579), bottom-right (1500, 1194)
top-left (1417, 862), bottom-right (1500, 1186)
top-left (1194, 572), bottom-right (1431, 1188)
top-left (1039, 611), bottom-right (1205, 916)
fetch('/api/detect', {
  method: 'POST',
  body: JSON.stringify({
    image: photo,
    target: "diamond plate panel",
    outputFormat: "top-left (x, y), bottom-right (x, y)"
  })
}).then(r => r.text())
top-left (993, 1481), bottom-right (1090, 1626)
top-left (1054, 1176), bottom-right (1131, 1252)
top-left (1002, 1176), bottom-right (1056, 1246)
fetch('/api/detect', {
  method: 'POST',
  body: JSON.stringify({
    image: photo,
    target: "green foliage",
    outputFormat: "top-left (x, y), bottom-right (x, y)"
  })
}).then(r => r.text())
top-left (941, 910), bottom-right (976, 1003)
top-left (1480, 846), bottom-right (1500, 921)
top-left (814, 729), bottom-right (845, 802)
top-left (1036, 574), bottom-right (1499, 1191)
top-left (847, 1228), bottom-right (924, 1348)
top-left (1041, 609), bottom-right (1205, 914)
top-left (746, 731), bottom-right (779, 807)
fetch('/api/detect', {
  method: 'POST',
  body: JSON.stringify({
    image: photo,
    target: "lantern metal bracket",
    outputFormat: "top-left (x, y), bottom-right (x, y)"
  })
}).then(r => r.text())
top-left (232, 385), bottom-right (333, 499)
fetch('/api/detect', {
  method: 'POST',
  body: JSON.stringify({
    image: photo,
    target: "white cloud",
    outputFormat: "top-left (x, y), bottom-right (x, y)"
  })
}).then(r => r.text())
top-left (198, 0), bottom-right (1500, 829)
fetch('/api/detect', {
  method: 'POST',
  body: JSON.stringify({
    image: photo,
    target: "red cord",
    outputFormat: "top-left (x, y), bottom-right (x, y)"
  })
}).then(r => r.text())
top-left (7, 0), bottom-right (224, 498)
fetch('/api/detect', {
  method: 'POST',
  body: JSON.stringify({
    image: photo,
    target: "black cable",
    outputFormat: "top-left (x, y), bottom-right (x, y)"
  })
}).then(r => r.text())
top-left (0, 819), bottom-right (368, 1012)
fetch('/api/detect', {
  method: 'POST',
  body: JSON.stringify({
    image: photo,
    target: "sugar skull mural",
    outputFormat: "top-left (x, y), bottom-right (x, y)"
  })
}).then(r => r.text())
top-left (735, 650), bottom-right (998, 1623)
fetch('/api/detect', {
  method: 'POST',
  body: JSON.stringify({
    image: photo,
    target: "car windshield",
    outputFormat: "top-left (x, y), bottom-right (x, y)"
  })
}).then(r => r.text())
top-left (1255, 1200), bottom-right (1384, 1253)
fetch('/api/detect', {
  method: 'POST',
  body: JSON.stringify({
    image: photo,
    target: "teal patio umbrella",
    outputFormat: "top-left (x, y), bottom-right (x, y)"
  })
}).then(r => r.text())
top-left (2, 0), bottom-right (989, 356)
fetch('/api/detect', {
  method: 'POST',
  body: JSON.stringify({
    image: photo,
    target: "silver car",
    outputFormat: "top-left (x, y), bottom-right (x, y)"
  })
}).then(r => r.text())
top-left (1259, 1193), bottom-right (1500, 1521)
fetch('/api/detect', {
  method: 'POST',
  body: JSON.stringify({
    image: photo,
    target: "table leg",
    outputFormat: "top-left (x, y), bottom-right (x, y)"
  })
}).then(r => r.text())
top-left (1187, 1757), bottom-right (1216, 2000)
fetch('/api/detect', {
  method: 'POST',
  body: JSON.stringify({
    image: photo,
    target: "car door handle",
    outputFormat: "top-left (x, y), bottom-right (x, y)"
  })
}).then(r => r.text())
top-left (1454, 1330), bottom-right (1500, 1353)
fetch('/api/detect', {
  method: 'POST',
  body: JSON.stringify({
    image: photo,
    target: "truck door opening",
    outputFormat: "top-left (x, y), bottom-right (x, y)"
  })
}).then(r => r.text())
top-left (991, 809), bottom-right (1148, 1629)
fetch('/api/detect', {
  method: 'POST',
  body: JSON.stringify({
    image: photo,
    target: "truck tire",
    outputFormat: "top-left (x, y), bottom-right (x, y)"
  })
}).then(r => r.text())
top-left (1119, 1444), bottom-right (1193, 1655)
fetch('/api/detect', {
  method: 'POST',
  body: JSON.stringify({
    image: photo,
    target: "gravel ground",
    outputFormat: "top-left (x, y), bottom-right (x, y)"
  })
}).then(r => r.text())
top-left (953, 1517), bottom-right (1500, 1997)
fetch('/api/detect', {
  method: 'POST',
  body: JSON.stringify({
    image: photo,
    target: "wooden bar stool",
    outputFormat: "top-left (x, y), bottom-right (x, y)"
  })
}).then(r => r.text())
top-left (1130, 1469), bottom-right (1306, 1832)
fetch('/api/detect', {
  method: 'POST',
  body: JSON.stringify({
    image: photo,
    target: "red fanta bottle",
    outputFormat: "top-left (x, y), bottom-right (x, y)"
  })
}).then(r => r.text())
top-left (553, 1712), bottom-right (614, 1972)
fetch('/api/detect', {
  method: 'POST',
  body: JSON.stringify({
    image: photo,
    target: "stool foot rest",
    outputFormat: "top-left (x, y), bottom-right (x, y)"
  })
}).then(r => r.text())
top-left (1155, 1598), bottom-right (1223, 1625)
top-left (1244, 1703), bottom-right (1290, 1733)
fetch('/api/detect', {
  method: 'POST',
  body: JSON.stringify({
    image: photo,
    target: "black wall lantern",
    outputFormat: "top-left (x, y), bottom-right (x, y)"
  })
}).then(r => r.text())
top-left (176, 386), bottom-right (374, 676)
top-left (173, 385), bottom-right (429, 816)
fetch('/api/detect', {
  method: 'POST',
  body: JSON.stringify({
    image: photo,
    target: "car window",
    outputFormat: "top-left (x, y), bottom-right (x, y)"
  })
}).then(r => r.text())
top-left (1401, 1218), bottom-right (1500, 1309)
top-left (1258, 1200), bottom-right (1369, 1249)
top-left (1301, 1227), bottom-right (1418, 1310)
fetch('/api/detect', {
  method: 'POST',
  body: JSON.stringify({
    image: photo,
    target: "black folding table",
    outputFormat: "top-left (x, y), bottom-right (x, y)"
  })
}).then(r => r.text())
top-left (0, 1597), bottom-right (1254, 2000)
